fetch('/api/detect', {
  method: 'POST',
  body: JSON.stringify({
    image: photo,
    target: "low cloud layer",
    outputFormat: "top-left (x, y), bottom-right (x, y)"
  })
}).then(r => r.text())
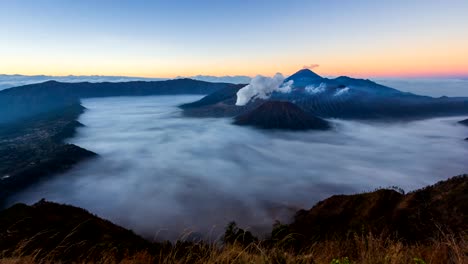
top-left (374, 78), bottom-right (468, 97)
top-left (236, 73), bottom-right (293, 106)
top-left (8, 96), bottom-right (468, 241)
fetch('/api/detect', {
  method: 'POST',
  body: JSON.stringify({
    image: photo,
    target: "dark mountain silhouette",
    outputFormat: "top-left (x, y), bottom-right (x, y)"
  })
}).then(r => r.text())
top-left (284, 69), bottom-right (323, 86)
top-left (182, 69), bottom-right (468, 120)
top-left (0, 103), bottom-right (96, 207)
top-left (0, 79), bottom-right (236, 124)
top-left (0, 200), bottom-right (155, 262)
top-left (286, 175), bottom-right (468, 245)
top-left (1, 176), bottom-right (466, 262)
top-left (234, 101), bottom-right (330, 130)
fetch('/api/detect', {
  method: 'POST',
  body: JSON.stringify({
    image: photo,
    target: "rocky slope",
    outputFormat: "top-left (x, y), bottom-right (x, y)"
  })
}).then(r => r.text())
top-left (233, 101), bottom-right (330, 130)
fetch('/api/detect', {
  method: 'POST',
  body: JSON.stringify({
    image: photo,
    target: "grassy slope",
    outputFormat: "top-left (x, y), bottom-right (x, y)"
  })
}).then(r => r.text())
top-left (0, 176), bottom-right (466, 264)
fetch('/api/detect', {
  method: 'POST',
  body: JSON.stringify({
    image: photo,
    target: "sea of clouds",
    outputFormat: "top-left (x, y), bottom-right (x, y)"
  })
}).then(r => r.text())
top-left (374, 78), bottom-right (468, 97)
top-left (9, 95), bottom-right (468, 241)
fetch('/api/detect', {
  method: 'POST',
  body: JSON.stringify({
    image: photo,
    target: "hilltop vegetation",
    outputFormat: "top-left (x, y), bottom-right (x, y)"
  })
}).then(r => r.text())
top-left (1, 176), bottom-right (466, 263)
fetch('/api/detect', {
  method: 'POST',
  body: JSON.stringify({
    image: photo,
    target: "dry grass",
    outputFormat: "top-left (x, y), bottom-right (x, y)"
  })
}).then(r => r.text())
top-left (1, 233), bottom-right (466, 264)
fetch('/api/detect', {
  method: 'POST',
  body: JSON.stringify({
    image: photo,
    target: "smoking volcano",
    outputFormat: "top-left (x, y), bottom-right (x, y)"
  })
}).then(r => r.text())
top-left (182, 69), bottom-right (468, 120)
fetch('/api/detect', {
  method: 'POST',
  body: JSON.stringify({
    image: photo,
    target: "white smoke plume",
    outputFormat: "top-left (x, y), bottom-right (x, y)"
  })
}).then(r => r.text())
top-left (305, 83), bottom-right (327, 94)
top-left (334, 87), bottom-right (350, 96)
top-left (235, 73), bottom-right (293, 106)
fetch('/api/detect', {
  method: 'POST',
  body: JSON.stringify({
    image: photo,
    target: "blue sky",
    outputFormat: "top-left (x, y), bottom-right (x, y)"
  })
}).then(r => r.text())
top-left (1, 0), bottom-right (468, 77)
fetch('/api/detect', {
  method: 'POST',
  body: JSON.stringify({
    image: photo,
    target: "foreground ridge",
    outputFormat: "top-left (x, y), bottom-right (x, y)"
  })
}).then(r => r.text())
top-left (1, 175), bottom-right (466, 263)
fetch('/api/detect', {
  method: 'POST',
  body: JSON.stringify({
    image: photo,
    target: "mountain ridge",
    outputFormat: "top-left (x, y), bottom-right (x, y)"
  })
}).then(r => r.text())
top-left (0, 78), bottom-right (236, 124)
top-left (1, 175), bottom-right (466, 262)
top-left (182, 69), bottom-right (468, 120)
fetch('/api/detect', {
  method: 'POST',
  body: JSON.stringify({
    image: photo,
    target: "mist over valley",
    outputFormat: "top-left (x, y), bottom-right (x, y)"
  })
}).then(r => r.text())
top-left (8, 95), bottom-right (468, 240)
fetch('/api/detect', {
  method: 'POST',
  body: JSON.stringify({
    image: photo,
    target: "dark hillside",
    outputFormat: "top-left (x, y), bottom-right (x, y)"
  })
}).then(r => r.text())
top-left (286, 175), bottom-right (468, 245)
top-left (0, 103), bottom-right (96, 207)
top-left (0, 200), bottom-right (154, 262)
top-left (0, 176), bottom-right (466, 263)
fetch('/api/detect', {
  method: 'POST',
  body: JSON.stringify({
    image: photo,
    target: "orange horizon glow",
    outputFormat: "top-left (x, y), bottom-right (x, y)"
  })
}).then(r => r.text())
top-left (2, 1), bottom-right (468, 80)
top-left (1, 65), bottom-right (466, 80)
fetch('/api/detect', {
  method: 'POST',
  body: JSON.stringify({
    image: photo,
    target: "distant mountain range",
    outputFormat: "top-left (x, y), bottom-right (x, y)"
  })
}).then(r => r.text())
top-left (0, 79), bottom-right (236, 124)
top-left (177, 75), bottom-right (251, 84)
top-left (2, 69), bottom-right (468, 126)
top-left (0, 74), bottom-right (251, 91)
top-left (182, 69), bottom-right (468, 121)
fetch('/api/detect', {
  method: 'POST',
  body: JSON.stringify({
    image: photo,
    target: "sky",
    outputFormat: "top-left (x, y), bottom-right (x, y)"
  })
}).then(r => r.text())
top-left (1, 0), bottom-right (468, 78)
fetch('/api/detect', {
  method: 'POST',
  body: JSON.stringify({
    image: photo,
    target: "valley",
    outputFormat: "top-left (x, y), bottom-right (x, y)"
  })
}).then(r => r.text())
top-left (5, 95), bottom-right (468, 241)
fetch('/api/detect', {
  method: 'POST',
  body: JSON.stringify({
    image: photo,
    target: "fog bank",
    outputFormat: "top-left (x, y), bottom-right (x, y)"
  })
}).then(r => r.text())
top-left (374, 78), bottom-right (468, 97)
top-left (9, 96), bottom-right (468, 240)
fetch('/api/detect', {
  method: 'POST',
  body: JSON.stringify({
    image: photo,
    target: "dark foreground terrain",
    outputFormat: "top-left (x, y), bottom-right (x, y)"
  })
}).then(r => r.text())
top-left (1, 176), bottom-right (466, 263)
top-left (0, 103), bottom-right (96, 207)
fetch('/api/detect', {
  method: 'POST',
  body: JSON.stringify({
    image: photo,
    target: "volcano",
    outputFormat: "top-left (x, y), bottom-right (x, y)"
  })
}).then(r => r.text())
top-left (284, 69), bottom-right (323, 87)
top-left (182, 68), bottom-right (468, 120)
top-left (233, 101), bottom-right (330, 131)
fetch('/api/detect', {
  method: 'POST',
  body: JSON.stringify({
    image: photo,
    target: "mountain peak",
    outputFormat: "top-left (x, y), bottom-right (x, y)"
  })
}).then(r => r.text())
top-left (285, 69), bottom-right (323, 86)
top-left (289, 69), bottom-right (322, 79)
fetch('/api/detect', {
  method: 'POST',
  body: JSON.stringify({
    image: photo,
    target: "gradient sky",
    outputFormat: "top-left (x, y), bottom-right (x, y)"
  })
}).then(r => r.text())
top-left (1, 0), bottom-right (468, 78)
